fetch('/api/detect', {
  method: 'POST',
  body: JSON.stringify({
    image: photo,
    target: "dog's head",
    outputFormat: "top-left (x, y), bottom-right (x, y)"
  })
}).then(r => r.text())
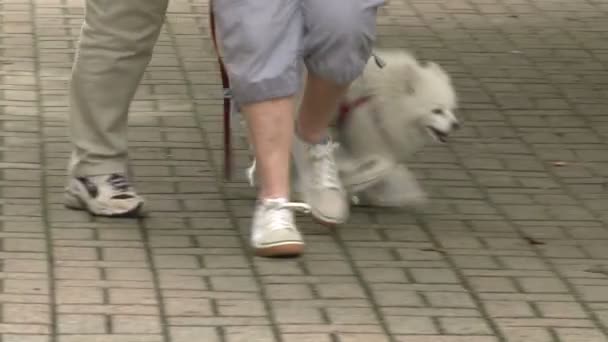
top-left (401, 60), bottom-right (459, 144)
top-left (368, 52), bottom-right (460, 145)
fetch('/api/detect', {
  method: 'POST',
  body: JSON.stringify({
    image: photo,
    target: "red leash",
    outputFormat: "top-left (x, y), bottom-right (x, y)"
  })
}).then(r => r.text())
top-left (209, 0), bottom-right (232, 180)
top-left (336, 95), bottom-right (373, 129)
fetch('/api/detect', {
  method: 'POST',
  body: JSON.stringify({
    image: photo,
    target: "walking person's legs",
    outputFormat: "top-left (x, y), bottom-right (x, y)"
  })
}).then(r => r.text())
top-left (213, 0), bottom-right (383, 257)
top-left (293, 0), bottom-right (385, 224)
top-left (65, 0), bottom-right (169, 216)
top-left (213, 0), bottom-right (306, 256)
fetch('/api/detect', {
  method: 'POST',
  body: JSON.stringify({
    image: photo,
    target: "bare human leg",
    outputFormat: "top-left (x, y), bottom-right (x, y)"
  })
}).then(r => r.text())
top-left (242, 97), bottom-right (295, 200)
top-left (296, 73), bottom-right (349, 144)
top-left (292, 72), bottom-right (350, 225)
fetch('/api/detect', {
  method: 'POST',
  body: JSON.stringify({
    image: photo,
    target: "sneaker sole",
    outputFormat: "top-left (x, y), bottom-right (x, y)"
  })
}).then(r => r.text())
top-left (64, 191), bottom-right (144, 218)
top-left (255, 242), bottom-right (304, 258)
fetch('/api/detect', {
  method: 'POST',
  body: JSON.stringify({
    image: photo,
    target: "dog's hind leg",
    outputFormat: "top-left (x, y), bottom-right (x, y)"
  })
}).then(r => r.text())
top-left (335, 148), bottom-right (394, 194)
top-left (355, 164), bottom-right (428, 208)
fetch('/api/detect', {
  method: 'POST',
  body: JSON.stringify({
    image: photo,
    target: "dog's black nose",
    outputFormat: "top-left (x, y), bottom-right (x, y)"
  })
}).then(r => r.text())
top-left (452, 122), bottom-right (461, 130)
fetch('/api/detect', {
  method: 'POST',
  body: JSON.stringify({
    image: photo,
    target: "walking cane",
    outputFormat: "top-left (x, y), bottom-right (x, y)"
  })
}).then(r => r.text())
top-left (209, 0), bottom-right (232, 180)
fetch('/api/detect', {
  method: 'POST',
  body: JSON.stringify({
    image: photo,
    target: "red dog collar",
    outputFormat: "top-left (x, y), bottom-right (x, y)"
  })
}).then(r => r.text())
top-left (336, 95), bottom-right (373, 128)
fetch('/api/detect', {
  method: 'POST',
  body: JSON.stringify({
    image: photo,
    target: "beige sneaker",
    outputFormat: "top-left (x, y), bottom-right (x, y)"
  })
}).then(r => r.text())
top-left (64, 173), bottom-right (144, 217)
top-left (292, 135), bottom-right (349, 225)
top-left (251, 198), bottom-right (310, 257)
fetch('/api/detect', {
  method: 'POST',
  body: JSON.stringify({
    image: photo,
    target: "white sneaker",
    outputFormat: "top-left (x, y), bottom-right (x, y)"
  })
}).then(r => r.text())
top-left (251, 198), bottom-right (310, 257)
top-left (64, 174), bottom-right (144, 217)
top-left (292, 135), bottom-right (349, 225)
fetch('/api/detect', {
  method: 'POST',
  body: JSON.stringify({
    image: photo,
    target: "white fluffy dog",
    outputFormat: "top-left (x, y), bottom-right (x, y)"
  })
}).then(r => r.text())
top-left (244, 49), bottom-right (459, 208)
top-left (335, 48), bottom-right (459, 207)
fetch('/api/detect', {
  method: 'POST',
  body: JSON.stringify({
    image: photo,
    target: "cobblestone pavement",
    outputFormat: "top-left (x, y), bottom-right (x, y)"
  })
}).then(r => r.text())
top-left (0, 0), bottom-right (607, 341)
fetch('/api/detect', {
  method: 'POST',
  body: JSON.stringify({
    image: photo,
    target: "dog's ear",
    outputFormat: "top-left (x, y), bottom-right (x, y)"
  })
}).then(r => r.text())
top-left (404, 64), bottom-right (421, 95)
top-left (425, 61), bottom-right (451, 82)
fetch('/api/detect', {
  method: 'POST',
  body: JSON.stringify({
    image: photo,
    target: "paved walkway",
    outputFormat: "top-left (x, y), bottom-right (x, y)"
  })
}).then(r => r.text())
top-left (0, 0), bottom-right (607, 341)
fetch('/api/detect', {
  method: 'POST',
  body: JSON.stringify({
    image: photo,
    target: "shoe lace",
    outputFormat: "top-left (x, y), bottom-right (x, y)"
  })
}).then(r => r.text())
top-left (263, 201), bottom-right (311, 232)
top-left (107, 174), bottom-right (132, 193)
top-left (309, 141), bottom-right (341, 189)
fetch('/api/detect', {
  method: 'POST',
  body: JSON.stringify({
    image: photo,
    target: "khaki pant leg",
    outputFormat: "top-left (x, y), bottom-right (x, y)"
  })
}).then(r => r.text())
top-left (69, 0), bottom-right (169, 176)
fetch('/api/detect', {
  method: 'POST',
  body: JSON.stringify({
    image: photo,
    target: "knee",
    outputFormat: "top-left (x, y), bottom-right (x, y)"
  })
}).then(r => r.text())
top-left (80, 21), bottom-right (163, 60)
top-left (221, 36), bottom-right (302, 105)
top-left (214, 2), bottom-right (302, 105)
top-left (323, 10), bottom-right (373, 43)
top-left (316, 6), bottom-right (376, 53)
top-left (304, 3), bottom-right (380, 84)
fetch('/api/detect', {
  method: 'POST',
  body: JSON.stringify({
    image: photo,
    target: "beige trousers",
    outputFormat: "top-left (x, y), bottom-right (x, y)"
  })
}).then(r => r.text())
top-left (68, 0), bottom-right (169, 177)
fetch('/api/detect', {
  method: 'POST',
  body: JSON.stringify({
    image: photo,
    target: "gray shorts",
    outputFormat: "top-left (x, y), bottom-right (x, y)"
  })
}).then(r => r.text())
top-left (212, 0), bottom-right (385, 105)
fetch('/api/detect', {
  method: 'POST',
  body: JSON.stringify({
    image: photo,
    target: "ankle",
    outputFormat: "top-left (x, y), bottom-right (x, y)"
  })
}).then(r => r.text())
top-left (258, 196), bottom-right (288, 203)
top-left (296, 126), bottom-right (329, 145)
